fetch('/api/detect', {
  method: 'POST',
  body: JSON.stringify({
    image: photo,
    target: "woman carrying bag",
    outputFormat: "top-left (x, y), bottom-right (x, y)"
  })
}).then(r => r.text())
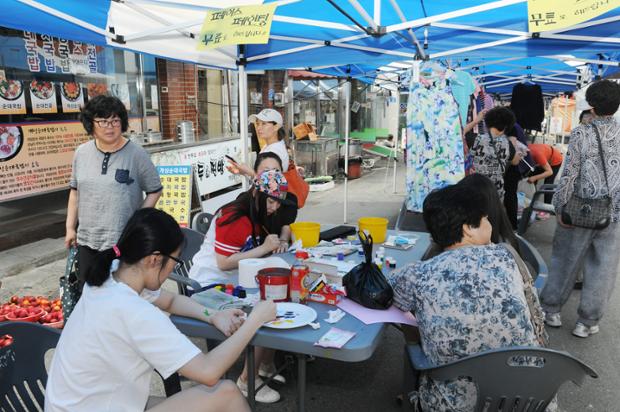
top-left (228, 109), bottom-right (309, 208)
top-left (540, 80), bottom-right (620, 338)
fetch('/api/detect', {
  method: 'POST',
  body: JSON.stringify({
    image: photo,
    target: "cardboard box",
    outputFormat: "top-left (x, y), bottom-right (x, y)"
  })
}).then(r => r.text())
top-left (293, 122), bottom-right (315, 140)
top-left (306, 290), bottom-right (342, 306)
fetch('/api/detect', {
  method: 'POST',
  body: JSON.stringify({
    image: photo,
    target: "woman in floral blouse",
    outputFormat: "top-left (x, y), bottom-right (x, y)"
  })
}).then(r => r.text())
top-left (389, 184), bottom-right (548, 411)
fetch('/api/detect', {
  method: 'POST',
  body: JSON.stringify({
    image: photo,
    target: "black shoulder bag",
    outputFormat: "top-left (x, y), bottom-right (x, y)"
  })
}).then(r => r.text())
top-left (561, 124), bottom-right (612, 230)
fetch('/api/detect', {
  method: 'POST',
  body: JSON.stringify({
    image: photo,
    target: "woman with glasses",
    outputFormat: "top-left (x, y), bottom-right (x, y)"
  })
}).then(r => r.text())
top-left (47, 208), bottom-right (276, 412)
top-left (65, 95), bottom-right (163, 284)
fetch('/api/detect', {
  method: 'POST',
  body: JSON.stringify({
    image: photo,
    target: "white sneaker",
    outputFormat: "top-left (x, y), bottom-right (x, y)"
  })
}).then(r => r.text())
top-left (258, 363), bottom-right (286, 384)
top-left (545, 312), bottom-right (562, 328)
top-left (236, 376), bottom-right (281, 404)
top-left (572, 323), bottom-right (599, 338)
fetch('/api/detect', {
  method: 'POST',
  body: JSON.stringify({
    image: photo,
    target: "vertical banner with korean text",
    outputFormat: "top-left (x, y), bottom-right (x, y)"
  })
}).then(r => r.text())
top-left (197, 4), bottom-right (277, 49)
top-left (156, 165), bottom-right (193, 227)
top-left (528, 0), bottom-right (620, 32)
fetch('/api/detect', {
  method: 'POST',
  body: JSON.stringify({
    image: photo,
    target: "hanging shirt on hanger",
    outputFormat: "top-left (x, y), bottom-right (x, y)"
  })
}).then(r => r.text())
top-left (406, 69), bottom-right (465, 212)
top-left (451, 70), bottom-right (477, 126)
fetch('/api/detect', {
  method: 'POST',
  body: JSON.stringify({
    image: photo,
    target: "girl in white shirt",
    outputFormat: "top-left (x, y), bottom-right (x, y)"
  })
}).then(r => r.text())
top-left (45, 208), bottom-right (276, 412)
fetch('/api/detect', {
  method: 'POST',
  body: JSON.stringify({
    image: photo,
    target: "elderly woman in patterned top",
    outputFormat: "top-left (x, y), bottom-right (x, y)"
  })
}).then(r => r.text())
top-left (388, 184), bottom-right (549, 412)
top-left (540, 80), bottom-right (620, 339)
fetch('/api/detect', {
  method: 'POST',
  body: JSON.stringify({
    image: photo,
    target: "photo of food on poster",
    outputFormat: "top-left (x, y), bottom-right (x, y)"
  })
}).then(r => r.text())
top-left (87, 83), bottom-right (108, 99)
top-left (29, 80), bottom-right (57, 114)
top-left (0, 80), bottom-right (27, 115)
top-left (59, 82), bottom-right (84, 113)
top-left (0, 121), bottom-right (90, 202)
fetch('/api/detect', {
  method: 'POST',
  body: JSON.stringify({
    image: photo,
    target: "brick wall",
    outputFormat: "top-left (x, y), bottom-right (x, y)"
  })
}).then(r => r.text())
top-left (156, 59), bottom-right (198, 140)
top-left (260, 70), bottom-right (286, 130)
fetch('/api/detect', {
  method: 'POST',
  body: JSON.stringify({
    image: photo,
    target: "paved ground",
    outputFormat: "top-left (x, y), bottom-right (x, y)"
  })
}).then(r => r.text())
top-left (1, 159), bottom-right (618, 411)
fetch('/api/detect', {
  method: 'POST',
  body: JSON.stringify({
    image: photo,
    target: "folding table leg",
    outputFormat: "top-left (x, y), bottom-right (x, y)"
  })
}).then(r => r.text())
top-left (247, 345), bottom-right (256, 411)
top-left (296, 353), bottom-right (307, 412)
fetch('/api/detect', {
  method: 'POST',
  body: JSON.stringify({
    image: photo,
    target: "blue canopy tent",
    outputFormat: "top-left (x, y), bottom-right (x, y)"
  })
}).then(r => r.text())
top-left (2, 0), bottom-right (620, 221)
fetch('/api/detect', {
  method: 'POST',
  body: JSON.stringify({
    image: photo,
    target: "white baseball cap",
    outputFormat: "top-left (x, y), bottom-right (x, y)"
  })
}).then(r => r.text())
top-left (248, 109), bottom-right (283, 126)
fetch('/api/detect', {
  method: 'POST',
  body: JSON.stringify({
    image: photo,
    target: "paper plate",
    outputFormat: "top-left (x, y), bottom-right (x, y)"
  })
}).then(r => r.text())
top-left (263, 302), bottom-right (317, 329)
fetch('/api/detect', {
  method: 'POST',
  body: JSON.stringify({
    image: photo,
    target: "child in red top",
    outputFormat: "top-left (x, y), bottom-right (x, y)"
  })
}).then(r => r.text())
top-left (189, 170), bottom-right (293, 404)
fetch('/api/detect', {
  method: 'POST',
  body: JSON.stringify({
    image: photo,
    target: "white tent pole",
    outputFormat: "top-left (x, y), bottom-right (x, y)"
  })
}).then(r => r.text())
top-left (122, 18), bottom-right (203, 41)
top-left (539, 33), bottom-right (620, 44)
top-left (546, 56), bottom-right (620, 67)
top-left (343, 80), bottom-right (351, 224)
top-left (459, 57), bottom-right (522, 70)
top-left (387, 0), bottom-right (426, 59)
top-left (249, 33), bottom-right (415, 62)
top-left (16, 0), bottom-right (116, 40)
top-left (122, 0), bottom-right (195, 39)
top-left (392, 116), bottom-right (398, 194)
top-left (473, 70), bottom-right (514, 79)
top-left (347, 0), bottom-right (378, 30)
top-left (374, 0), bottom-right (381, 24)
top-left (386, 0), bottom-right (526, 33)
top-left (238, 62), bottom-right (249, 191)
top-left (274, 15), bottom-right (363, 32)
top-left (431, 22), bottom-right (526, 36)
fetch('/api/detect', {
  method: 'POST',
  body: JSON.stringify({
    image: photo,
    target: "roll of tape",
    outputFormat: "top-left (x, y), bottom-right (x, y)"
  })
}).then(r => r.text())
top-left (238, 259), bottom-right (267, 288)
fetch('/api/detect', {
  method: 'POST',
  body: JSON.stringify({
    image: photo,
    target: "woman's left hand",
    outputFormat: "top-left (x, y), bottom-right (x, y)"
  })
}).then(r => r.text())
top-left (275, 240), bottom-right (289, 254)
top-left (210, 309), bottom-right (245, 337)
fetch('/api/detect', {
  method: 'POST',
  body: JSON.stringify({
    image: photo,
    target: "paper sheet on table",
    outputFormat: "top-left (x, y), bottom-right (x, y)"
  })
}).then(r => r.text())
top-left (337, 298), bottom-right (417, 326)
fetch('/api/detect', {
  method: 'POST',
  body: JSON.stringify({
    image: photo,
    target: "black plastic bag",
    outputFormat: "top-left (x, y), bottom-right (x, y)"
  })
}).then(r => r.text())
top-left (343, 231), bottom-right (393, 310)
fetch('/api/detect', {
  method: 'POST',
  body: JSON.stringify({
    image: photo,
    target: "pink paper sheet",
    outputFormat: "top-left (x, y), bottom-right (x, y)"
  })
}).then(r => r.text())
top-left (337, 298), bottom-right (417, 326)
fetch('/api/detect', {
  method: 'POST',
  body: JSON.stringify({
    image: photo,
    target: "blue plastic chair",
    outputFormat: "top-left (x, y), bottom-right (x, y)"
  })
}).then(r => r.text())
top-left (168, 227), bottom-right (204, 296)
top-left (518, 184), bottom-right (557, 235)
top-left (191, 212), bottom-right (213, 235)
top-left (405, 344), bottom-right (597, 412)
top-left (0, 322), bottom-right (61, 411)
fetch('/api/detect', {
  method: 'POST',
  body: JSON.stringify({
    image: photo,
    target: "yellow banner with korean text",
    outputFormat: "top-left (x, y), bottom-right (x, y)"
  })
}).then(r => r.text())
top-left (197, 4), bottom-right (277, 50)
top-left (155, 165), bottom-right (193, 228)
top-left (528, 0), bottom-right (620, 32)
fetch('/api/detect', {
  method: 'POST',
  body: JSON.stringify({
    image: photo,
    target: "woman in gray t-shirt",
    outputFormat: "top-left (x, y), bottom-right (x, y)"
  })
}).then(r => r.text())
top-left (65, 95), bottom-right (162, 282)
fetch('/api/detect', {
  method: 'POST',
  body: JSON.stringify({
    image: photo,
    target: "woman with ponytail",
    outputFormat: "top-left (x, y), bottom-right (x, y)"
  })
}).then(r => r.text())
top-left (189, 169), bottom-right (292, 404)
top-left (46, 208), bottom-right (276, 412)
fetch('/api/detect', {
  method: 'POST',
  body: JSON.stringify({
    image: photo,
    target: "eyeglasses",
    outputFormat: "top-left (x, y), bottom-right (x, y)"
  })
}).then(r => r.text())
top-left (158, 253), bottom-right (183, 272)
top-left (94, 118), bottom-right (122, 128)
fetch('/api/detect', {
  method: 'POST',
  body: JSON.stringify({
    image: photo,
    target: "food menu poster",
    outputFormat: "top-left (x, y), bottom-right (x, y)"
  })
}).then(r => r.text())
top-left (156, 165), bottom-right (193, 228)
top-left (0, 80), bottom-right (89, 115)
top-left (0, 121), bottom-right (90, 202)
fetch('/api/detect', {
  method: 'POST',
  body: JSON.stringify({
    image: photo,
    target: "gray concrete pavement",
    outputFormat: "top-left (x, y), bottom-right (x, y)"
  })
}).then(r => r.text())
top-left (1, 159), bottom-right (618, 411)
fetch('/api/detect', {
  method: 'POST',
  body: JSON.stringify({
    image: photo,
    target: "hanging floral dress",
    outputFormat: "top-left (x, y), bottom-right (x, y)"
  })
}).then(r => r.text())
top-left (406, 74), bottom-right (464, 212)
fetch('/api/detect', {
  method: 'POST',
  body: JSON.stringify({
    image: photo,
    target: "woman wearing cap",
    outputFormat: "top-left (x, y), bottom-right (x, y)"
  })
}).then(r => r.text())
top-left (189, 170), bottom-right (290, 403)
top-left (228, 109), bottom-right (289, 178)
